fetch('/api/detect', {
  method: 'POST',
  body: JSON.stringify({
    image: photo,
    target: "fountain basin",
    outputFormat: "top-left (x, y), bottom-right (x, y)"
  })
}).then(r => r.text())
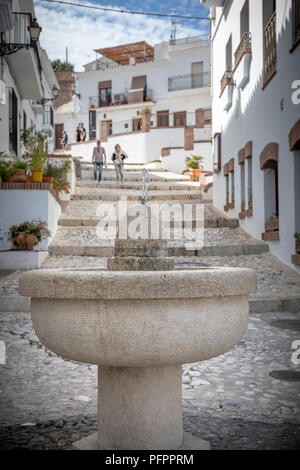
top-left (19, 267), bottom-right (256, 450)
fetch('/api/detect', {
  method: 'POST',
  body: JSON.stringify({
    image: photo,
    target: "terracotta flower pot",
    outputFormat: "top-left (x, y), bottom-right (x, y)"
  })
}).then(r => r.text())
top-left (42, 175), bottom-right (54, 186)
top-left (32, 171), bottom-right (43, 183)
top-left (13, 169), bottom-right (27, 182)
top-left (13, 232), bottom-right (38, 250)
top-left (265, 217), bottom-right (279, 232)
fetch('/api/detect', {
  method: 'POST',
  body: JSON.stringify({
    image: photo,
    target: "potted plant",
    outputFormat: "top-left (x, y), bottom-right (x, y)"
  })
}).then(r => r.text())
top-left (140, 107), bottom-right (152, 115)
top-left (0, 157), bottom-right (14, 183)
top-left (20, 126), bottom-right (51, 182)
top-left (30, 141), bottom-right (48, 182)
top-left (294, 233), bottom-right (300, 254)
top-left (265, 213), bottom-right (279, 232)
top-left (12, 159), bottom-right (28, 182)
top-left (7, 219), bottom-right (51, 251)
top-left (185, 155), bottom-right (204, 181)
top-left (42, 162), bottom-right (56, 186)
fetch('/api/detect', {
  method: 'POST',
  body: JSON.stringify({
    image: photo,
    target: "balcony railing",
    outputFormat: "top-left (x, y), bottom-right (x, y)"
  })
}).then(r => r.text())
top-left (234, 32), bottom-right (252, 69)
top-left (263, 11), bottom-right (277, 83)
top-left (89, 88), bottom-right (154, 108)
top-left (168, 72), bottom-right (211, 92)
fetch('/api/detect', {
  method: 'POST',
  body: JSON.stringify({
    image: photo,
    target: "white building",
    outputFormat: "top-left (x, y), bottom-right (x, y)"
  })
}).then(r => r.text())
top-left (0, 0), bottom-right (59, 156)
top-left (55, 36), bottom-right (213, 172)
top-left (202, 0), bottom-right (300, 271)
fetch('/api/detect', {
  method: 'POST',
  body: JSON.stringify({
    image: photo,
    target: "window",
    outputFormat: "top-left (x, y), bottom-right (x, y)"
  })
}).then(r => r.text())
top-left (204, 109), bottom-right (212, 125)
top-left (98, 80), bottom-right (112, 107)
top-left (9, 89), bottom-right (18, 155)
top-left (226, 35), bottom-right (232, 70)
top-left (240, 161), bottom-right (245, 213)
top-left (89, 110), bottom-right (96, 140)
top-left (43, 105), bottom-right (54, 126)
top-left (247, 157), bottom-right (253, 214)
top-left (133, 118), bottom-right (142, 131)
top-left (292, 0), bottom-right (300, 47)
top-left (157, 111), bottom-right (169, 127)
top-left (174, 111), bottom-right (186, 127)
top-left (240, 0), bottom-right (249, 38)
top-left (263, 0), bottom-right (277, 85)
top-left (213, 133), bottom-right (222, 173)
top-left (191, 61), bottom-right (204, 88)
top-left (23, 110), bottom-right (27, 130)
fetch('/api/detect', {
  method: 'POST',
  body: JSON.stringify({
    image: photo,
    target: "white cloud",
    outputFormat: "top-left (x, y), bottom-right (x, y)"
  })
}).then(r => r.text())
top-left (35, 1), bottom-right (206, 71)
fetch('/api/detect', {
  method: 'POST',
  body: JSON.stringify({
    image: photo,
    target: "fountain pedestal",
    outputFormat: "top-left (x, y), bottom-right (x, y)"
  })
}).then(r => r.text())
top-left (19, 268), bottom-right (256, 450)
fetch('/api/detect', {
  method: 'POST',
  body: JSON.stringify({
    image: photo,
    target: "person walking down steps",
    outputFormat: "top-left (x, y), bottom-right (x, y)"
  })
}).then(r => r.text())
top-left (112, 144), bottom-right (127, 183)
top-left (92, 140), bottom-right (107, 183)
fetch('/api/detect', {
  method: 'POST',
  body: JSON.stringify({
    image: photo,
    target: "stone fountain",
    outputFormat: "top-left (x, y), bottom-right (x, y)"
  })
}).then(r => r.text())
top-left (19, 180), bottom-right (257, 450)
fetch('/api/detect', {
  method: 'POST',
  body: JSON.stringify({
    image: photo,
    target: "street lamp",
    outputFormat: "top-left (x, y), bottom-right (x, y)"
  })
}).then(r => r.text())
top-left (225, 67), bottom-right (236, 87)
top-left (39, 85), bottom-right (59, 105)
top-left (28, 18), bottom-right (42, 43)
top-left (0, 14), bottom-right (42, 56)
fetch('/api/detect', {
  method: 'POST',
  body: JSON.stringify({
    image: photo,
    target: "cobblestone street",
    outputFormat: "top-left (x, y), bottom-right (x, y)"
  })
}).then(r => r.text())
top-left (1, 163), bottom-right (300, 450)
top-left (0, 309), bottom-right (299, 450)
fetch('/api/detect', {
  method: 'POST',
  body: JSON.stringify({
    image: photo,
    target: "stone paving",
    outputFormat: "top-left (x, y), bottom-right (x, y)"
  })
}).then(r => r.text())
top-left (1, 162), bottom-right (300, 450)
top-left (0, 310), bottom-right (299, 450)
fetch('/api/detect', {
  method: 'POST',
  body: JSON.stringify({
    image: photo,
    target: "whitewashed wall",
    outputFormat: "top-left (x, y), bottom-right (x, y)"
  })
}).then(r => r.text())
top-left (211, 0), bottom-right (300, 271)
top-left (161, 142), bottom-right (213, 174)
top-left (0, 189), bottom-right (61, 252)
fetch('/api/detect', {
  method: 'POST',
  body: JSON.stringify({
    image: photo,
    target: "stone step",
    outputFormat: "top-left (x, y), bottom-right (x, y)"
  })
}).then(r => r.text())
top-left (49, 226), bottom-right (268, 258)
top-left (80, 170), bottom-right (189, 182)
top-left (81, 164), bottom-right (168, 173)
top-left (76, 181), bottom-right (200, 191)
top-left (71, 191), bottom-right (202, 202)
top-left (58, 217), bottom-right (239, 229)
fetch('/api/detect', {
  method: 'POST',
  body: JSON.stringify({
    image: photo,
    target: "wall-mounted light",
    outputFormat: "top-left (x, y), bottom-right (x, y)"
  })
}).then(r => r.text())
top-left (225, 68), bottom-right (236, 88)
top-left (39, 85), bottom-right (59, 105)
top-left (0, 14), bottom-right (42, 56)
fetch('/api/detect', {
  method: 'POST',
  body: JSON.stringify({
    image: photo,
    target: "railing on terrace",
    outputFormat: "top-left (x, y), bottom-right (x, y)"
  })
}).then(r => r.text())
top-left (168, 72), bottom-right (211, 92)
top-left (194, 126), bottom-right (212, 141)
top-left (234, 32), bottom-right (252, 68)
top-left (99, 112), bottom-right (212, 138)
top-left (89, 88), bottom-right (154, 109)
top-left (263, 11), bottom-right (277, 83)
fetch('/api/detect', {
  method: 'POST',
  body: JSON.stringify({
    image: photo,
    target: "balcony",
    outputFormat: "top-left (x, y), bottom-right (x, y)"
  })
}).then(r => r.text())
top-left (234, 32), bottom-right (252, 69)
top-left (6, 48), bottom-right (43, 100)
top-left (168, 72), bottom-right (211, 92)
top-left (263, 12), bottom-right (277, 86)
top-left (89, 88), bottom-right (154, 109)
top-left (31, 100), bottom-right (44, 115)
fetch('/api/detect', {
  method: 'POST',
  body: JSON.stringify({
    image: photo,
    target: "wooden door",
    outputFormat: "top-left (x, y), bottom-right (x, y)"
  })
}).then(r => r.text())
top-left (133, 118), bottom-right (142, 131)
top-left (55, 123), bottom-right (64, 149)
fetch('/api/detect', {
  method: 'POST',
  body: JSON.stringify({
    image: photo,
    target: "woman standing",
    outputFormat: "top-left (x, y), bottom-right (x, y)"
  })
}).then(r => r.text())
top-left (111, 144), bottom-right (127, 183)
top-left (75, 126), bottom-right (81, 142)
top-left (61, 130), bottom-right (68, 149)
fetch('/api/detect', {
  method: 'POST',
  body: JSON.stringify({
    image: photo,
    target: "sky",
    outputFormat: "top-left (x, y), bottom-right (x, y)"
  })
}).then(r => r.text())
top-left (34, 0), bottom-right (210, 71)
